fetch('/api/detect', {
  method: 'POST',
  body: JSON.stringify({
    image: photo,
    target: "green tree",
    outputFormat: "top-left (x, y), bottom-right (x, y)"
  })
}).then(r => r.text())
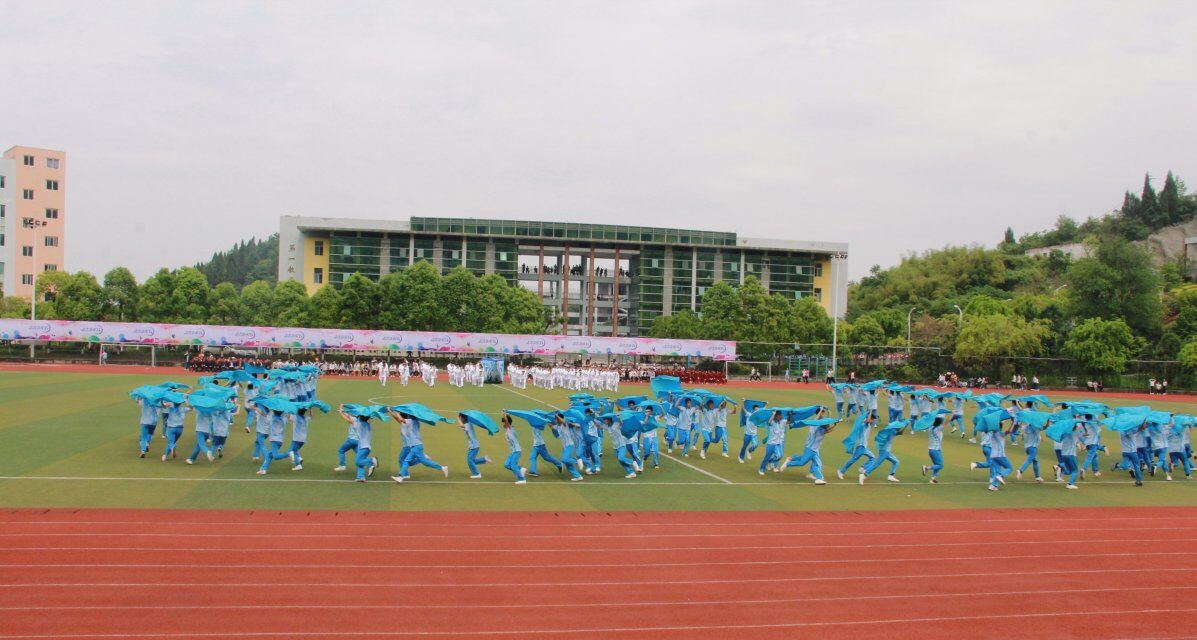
top-left (240, 280), bottom-right (276, 326)
top-left (649, 309), bottom-right (703, 339)
top-left (0, 296), bottom-right (30, 319)
top-left (1179, 340), bottom-right (1197, 374)
top-left (1061, 318), bottom-right (1142, 378)
top-left (307, 284), bottom-right (343, 328)
top-left (271, 280), bottom-right (309, 327)
top-left (439, 266), bottom-right (478, 330)
top-left (791, 297), bottom-right (834, 344)
top-left (697, 281), bottom-right (742, 341)
top-left (53, 272), bottom-right (105, 320)
top-left (101, 267), bottom-right (138, 321)
top-left (391, 261), bottom-right (442, 330)
top-left (497, 282), bottom-right (546, 334)
top-left (1154, 332), bottom-right (1182, 359)
top-left (847, 315), bottom-right (885, 347)
top-left (170, 267), bottom-right (211, 323)
top-left (135, 269), bottom-right (177, 322)
top-left (953, 314), bottom-right (1050, 372)
top-left (1065, 238), bottom-right (1161, 336)
top-left (339, 273), bottom-right (380, 329)
top-left (208, 282), bottom-right (247, 325)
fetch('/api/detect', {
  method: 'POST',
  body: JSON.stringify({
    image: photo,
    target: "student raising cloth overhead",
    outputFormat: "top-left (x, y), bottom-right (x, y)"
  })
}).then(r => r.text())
top-left (917, 411), bottom-right (948, 484)
top-left (161, 400), bottom-right (191, 462)
top-left (737, 400), bottom-right (760, 463)
top-left (500, 414), bottom-right (528, 484)
top-left (391, 409), bottom-right (448, 482)
top-left (758, 411), bottom-right (787, 476)
top-left (333, 410), bottom-right (361, 472)
top-left (136, 397), bottom-right (163, 458)
top-left (780, 418), bottom-right (838, 484)
top-left (837, 413), bottom-right (876, 480)
top-left (858, 420), bottom-right (909, 484)
top-left (457, 413), bottom-right (491, 480)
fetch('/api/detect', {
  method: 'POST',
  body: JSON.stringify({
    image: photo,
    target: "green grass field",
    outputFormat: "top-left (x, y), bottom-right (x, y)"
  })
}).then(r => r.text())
top-left (0, 369), bottom-right (1194, 512)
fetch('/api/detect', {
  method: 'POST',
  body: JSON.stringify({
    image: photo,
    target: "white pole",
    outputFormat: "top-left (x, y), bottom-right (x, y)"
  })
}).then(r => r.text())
top-left (906, 306), bottom-right (917, 354)
top-left (27, 219), bottom-right (39, 360)
top-left (829, 252), bottom-right (847, 380)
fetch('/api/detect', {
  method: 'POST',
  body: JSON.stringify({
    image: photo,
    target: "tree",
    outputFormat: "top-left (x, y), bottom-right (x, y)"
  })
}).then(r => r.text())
top-left (649, 309), bottom-right (703, 339)
top-left (0, 296), bottom-right (30, 319)
top-left (1154, 332), bottom-right (1182, 359)
top-left (1179, 340), bottom-right (1197, 374)
top-left (170, 267), bottom-right (211, 324)
top-left (271, 280), bottom-right (309, 327)
top-left (135, 269), bottom-right (176, 322)
top-left (697, 281), bottom-right (742, 341)
top-left (33, 271), bottom-right (75, 319)
top-left (208, 282), bottom-right (247, 325)
top-left (1003, 227), bottom-right (1016, 245)
top-left (339, 273), bottom-right (379, 329)
top-left (307, 284), bottom-right (343, 328)
top-left (847, 315), bottom-right (885, 347)
top-left (1065, 238), bottom-right (1161, 336)
top-left (790, 297), bottom-right (834, 344)
top-left (101, 267), bottom-right (138, 321)
top-left (1061, 318), bottom-right (1142, 378)
top-left (240, 280), bottom-right (276, 326)
top-left (439, 266), bottom-right (478, 330)
top-left (497, 282), bottom-right (546, 334)
top-left (953, 314), bottom-right (1050, 372)
top-left (53, 272), bottom-right (105, 320)
top-left (391, 261), bottom-right (441, 330)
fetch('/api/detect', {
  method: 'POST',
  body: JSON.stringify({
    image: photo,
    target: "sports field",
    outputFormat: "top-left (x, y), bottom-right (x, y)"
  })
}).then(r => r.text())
top-left (1, 367), bottom-right (1194, 512)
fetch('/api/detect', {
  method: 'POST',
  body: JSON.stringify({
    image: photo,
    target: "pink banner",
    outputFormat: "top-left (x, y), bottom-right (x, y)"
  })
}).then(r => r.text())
top-left (0, 320), bottom-right (737, 359)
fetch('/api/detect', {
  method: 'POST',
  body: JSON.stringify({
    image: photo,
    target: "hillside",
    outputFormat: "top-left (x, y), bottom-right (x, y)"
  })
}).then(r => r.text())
top-left (193, 234), bottom-right (279, 288)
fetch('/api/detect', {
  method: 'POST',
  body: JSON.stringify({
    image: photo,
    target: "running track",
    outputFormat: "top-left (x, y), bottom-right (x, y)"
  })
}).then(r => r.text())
top-left (1, 507), bottom-right (1196, 639)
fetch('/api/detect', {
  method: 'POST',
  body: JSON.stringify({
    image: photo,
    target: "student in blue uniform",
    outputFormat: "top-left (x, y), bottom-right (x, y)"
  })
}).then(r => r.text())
top-left (737, 401), bottom-right (759, 463)
top-left (257, 408), bottom-right (290, 475)
top-left (457, 413), bottom-right (491, 479)
top-left (674, 397), bottom-right (696, 457)
top-left (984, 424), bottom-right (1013, 491)
top-left (392, 409), bottom-right (449, 481)
top-left (286, 407), bottom-right (311, 471)
top-left (1115, 423), bottom-right (1144, 486)
top-left (920, 412), bottom-right (946, 484)
top-left (1016, 414), bottom-right (1044, 482)
top-left (553, 413), bottom-right (584, 481)
top-left (780, 418), bottom-right (837, 485)
top-left (136, 397), bottom-right (164, 458)
top-left (603, 415), bottom-right (640, 478)
top-left (333, 407), bottom-right (362, 472)
top-left (500, 414), bottom-right (527, 484)
top-left (352, 412), bottom-right (379, 483)
top-left (244, 383), bottom-right (258, 433)
top-left (837, 413), bottom-right (875, 480)
top-left (638, 408), bottom-right (661, 470)
top-left (583, 408), bottom-right (601, 474)
top-left (699, 399), bottom-right (718, 459)
top-left (161, 400), bottom-right (191, 462)
top-left (185, 408), bottom-right (214, 464)
top-left (1054, 421), bottom-right (1082, 490)
top-left (858, 420), bottom-right (908, 484)
top-left (758, 411), bottom-right (787, 476)
top-left (527, 418), bottom-right (563, 477)
top-left (210, 401), bottom-right (237, 459)
top-left (713, 400), bottom-right (730, 458)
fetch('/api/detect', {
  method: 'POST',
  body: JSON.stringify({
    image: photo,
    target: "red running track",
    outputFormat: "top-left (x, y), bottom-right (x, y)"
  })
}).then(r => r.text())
top-left (1, 507), bottom-right (1196, 639)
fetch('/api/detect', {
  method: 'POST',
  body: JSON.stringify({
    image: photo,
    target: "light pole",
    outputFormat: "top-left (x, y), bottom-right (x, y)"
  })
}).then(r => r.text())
top-left (829, 252), bottom-right (848, 380)
top-left (22, 217), bottom-right (47, 359)
top-left (952, 304), bottom-right (963, 328)
top-left (906, 306), bottom-right (918, 353)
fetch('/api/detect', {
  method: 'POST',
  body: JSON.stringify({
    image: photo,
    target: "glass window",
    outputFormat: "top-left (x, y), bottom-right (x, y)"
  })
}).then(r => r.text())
top-left (314, 240), bottom-right (324, 256)
top-left (46, 158), bottom-right (60, 169)
top-left (0, 175), bottom-right (5, 188)
top-left (313, 268), bottom-right (324, 284)
top-left (21, 246), bottom-right (33, 257)
top-left (44, 236), bottom-right (58, 247)
top-left (22, 155), bottom-right (34, 166)
top-left (45, 180), bottom-right (58, 191)
top-left (0, 204), bottom-right (5, 217)
top-left (22, 274), bottom-right (33, 285)
top-left (44, 208), bottom-right (58, 219)
top-left (22, 190), bottom-right (34, 200)
top-left (44, 264), bottom-right (57, 271)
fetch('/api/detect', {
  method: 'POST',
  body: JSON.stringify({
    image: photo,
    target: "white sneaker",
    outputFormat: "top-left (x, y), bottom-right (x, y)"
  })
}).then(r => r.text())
top-left (747, 452), bottom-right (753, 460)
top-left (988, 485), bottom-right (998, 492)
top-left (887, 475), bottom-right (900, 483)
top-left (289, 451), bottom-right (296, 464)
top-left (1016, 469), bottom-right (1022, 479)
top-left (292, 465), bottom-right (302, 471)
top-left (625, 472), bottom-right (637, 479)
top-left (333, 466), bottom-right (346, 472)
top-left (997, 475), bottom-right (1006, 486)
top-left (1066, 484), bottom-right (1078, 490)
top-left (1036, 477), bottom-right (1044, 482)
top-left (206, 451), bottom-right (214, 462)
top-left (515, 478), bottom-right (526, 484)
top-left (813, 479), bottom-right (826, 485)
top-left (442, 466), bottom-right (450, 478)
top-left (185, 459), bottom-right (194, 465)
top-left (837, 469), bottom-right (844, 480)
top-left (858, 473), bottom-right (866, 485)
top-left (570, 476), bottom-right (583, 482)
top-left (367, 458), bottom-right (378, 477)
top-left (392, 475), bottom-right (404, 483)
top-left (722, 452), bottom-right (729, 458)
top-left (759, 471), bottom-right (765, 476)
top-left (161, 454), bottom-right (168, 462)
top-left (470, 474), bottom-right (482, 479)
top-left (256, 470), bottom-right (266, 475)
top-left (969, 462), bottom-right (978, 471)
top-left (1167, 474), bottom-right (1173, 481)
top-left (738, 458), bottom-right (744, 464)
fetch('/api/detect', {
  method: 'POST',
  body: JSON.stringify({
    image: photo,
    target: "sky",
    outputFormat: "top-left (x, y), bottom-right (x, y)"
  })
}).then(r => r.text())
top-left (2, 1), bottom-right (1195, 282)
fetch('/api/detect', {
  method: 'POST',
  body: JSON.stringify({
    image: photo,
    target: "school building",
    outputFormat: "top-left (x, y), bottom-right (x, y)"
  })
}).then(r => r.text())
top-left (0, 145), bottom-right (67, 299)
top-left (278, 216), bottom-right (848, 337)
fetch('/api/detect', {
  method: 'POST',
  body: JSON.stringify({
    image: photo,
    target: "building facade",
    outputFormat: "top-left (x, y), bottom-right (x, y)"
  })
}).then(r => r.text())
top-left (279, 216), bottom-right (848, 336)
top-left (0, 146), bottom-right (67, 299)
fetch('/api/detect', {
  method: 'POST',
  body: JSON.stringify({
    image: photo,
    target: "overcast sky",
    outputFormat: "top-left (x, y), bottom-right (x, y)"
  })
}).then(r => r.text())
top-left (2, 1), bottom-right (1195, 282)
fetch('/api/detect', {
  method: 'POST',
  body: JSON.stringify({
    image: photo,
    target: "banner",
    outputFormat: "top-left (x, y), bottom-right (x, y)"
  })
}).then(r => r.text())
top-left (0, 319), bottom-right (737, 359)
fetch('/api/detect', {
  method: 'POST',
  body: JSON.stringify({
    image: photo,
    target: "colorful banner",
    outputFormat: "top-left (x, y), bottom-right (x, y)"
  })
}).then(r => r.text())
top-left (0, 320), bottom-right (737, 359)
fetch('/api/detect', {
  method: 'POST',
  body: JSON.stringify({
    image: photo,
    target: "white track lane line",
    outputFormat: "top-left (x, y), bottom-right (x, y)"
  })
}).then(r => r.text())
top-left (0, 584), bottom-right (1194, 612)
top-left (4, 607), bottom-right (1197, 638)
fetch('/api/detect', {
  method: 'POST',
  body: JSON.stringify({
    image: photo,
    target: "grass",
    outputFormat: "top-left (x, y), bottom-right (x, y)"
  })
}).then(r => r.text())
top-left (0, 369), bottom-right (1194, 512)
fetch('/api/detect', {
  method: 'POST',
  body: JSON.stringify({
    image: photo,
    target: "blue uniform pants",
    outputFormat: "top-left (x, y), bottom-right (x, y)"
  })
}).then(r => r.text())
top-left (504, 451), bottom-right (525, 480)
top-left (337, 438), bottom-right (359, 467)
top-left (786, 448), bottom-right (824, 480)
top-left (1059, 454), bottom-right (1079, 485)
top-left (988, 456), bottom-right (1013, 487)
top-left (187, 432), bottom-right (211, 462)
top-left (529, 444), bottom-right (562, 475)
top-left (758, 444), bottom-right (782, 473)
top-left (615, 446), bottom-right (637, 474)
top-left (355, 447), bottom-right (375, 481)
top-left (862, 450), bottom-right (899, 477)
top-left (1169, 451), bottom-right (1192, 476)
top-left (165, 427), bottom-right (184, 456)
top-left (252, 432), bottom-right (267, 458)
top-left (559, 444), bottom-right (582, 479)
top-left (1019, 446), bottom-right (1040, 477)
top-left (738, 434), bottom-right (758, 461)
top-left (259, 440), bottom-right (289, 472)
top-left (839, 445), bottom-right (875, 475)
top-left (404, 444), bottom-right (443, 472)
top-left (139, 424), bottom-right (157, 453)
top-left (927, 449), bottom-right (944, 477)
top-left (466, 446), bottom-right (488, 476)
top-left (640, 438), bottom-right (660, 467)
